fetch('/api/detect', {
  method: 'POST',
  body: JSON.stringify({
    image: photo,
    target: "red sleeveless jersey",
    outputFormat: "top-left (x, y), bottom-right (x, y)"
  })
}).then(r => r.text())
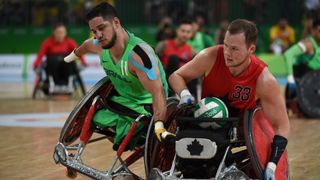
top-left (201, 45), bottom-right (266, 113)
top-left (161, 39), bottom-right (193, 68)
top-left (33, 36), bottom-right (86, 68)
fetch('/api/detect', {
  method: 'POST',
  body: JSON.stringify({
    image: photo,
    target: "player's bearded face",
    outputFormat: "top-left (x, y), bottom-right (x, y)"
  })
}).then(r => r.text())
top-left (101, 27), bottom-right (117, 49)
top-left (89, 17), bottom-right (117, 49)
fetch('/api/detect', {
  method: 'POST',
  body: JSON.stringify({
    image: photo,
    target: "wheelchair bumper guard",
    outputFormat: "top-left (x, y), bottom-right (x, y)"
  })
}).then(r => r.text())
top-left (53, 142), bottom-right (112, 179)
top-left (53, 142), bottom-right (138, 180)
top-left (175, 138), bottom-right (217, 159)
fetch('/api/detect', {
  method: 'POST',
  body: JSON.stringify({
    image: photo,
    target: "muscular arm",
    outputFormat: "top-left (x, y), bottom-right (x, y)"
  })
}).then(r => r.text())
top-left (256, 68), bottom-right (290, 138)
top-left (74, 38), bottom-right (102, 56)
top-left (169, 46), bottom-right (219, 96)
top-left (129, 43), bottom-right (167, 121)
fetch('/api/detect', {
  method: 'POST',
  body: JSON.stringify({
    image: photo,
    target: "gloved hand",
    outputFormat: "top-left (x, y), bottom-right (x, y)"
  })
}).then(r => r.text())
top-left (286, 74), bottom-right (296, 99)
top-left (179, 89), bottom-right (195, 106)
top-left (64, 49), bottom-right (79, 63)
top-left (264, 162), bottom-right (276, 180)
top-left (154, 121), bottom-right (175, 142)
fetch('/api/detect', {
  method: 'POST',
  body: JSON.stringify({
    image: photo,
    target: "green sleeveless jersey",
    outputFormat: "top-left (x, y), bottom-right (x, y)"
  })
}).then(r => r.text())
top-left (188, 32), bottom-right (214, 53)
top-left (100, 32), bottom-right (168, 105)
top-left (298, 35), bottom-right (320, 70)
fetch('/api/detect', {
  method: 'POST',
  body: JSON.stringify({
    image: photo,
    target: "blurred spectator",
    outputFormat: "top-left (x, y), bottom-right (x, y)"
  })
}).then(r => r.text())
top-left (269, 18), bottom-right (296, 54)
top-left (194, 15), bottom-right (207, 33)
top-left (188, 16), bottom-right (214, 53)
top-left (155, 19), bottom-right (195, 96)
top-left (156, 17), bottom-right (175, 42)
top-left (301, 17), bottom-right (314, 39)
top-left (33, 22), bottom-right (87, 70)
top-left (215, 20), bottom-right (229, 44)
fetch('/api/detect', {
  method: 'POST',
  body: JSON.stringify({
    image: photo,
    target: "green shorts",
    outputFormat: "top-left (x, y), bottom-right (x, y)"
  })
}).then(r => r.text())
top-left (93, 95), bottom-right (151, 149)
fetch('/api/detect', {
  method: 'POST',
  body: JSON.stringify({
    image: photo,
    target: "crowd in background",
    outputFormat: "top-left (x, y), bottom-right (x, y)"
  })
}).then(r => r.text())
top-left (1, 0), bottom-right (319, 26)
top-left (0, 0), bottom-right (320, 54)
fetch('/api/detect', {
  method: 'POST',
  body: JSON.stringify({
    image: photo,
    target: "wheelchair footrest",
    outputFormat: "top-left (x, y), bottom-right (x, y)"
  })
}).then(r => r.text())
top-left (59, 155), bottom-right (112, 179)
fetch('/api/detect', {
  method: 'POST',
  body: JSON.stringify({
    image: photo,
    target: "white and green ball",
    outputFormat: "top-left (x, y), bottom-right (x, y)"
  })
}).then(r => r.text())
top-left (194, 97), bottom-right (229, 129)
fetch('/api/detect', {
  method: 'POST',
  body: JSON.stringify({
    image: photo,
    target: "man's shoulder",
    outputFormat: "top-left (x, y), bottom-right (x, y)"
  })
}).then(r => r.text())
top-left (251, 55), bottom-right (267, 67)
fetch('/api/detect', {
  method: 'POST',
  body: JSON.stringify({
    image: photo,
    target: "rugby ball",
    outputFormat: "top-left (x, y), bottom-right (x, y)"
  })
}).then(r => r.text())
top-left (194, 97), bottom-right (229, 129)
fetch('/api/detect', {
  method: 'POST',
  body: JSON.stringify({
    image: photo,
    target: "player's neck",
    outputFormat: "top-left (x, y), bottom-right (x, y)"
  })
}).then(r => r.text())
top-left (110, 28), bottom-right (128, 61)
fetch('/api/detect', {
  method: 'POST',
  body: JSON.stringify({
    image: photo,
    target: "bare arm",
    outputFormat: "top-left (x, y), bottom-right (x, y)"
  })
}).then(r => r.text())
top-left (256, 68), bottom-right (290, 138)
top-left (74, 38), bottom-right (102, 56)
top-left (129, 44), bottom-right (167, 121)
top-left (169, 46), bottom-right (219, 96)
top-left (155, 41), bottom-right (166, 57)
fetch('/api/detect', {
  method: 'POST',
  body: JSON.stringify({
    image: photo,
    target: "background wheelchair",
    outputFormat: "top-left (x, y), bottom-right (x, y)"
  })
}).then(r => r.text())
top-left (285, 69), bottom-right (320, 118)
top-left (32, 55), bottom-right (86, 99)
top-left (53, 76), bottom-right (289, 179)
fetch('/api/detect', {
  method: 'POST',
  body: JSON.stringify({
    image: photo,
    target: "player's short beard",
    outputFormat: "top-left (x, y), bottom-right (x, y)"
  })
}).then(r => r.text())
top-left (102, 28), bottom-right (117, 49)
top-left (228, 52), bottom-right (250, 68)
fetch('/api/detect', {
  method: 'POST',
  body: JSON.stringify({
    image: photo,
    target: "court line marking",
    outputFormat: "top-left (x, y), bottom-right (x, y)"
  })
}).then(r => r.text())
top-left (0, 112), bottom-right (70, 128)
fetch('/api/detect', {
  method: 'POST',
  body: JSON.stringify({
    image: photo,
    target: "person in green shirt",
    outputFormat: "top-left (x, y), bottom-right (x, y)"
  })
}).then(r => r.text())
top-left (64, 2), bottom-right (174, 149)
top-left (188, 17), bottom-right (214, 54)
top-left (284, 18), bottom-right (320, 98)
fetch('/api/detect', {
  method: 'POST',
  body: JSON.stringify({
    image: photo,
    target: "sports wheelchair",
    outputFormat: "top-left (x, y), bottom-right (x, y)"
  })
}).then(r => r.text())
top-left (285, 69), bottom-right (320, 118)
top-left (32, 55), bottom-right (86, 99)
top-left (53, 77), bottom-right (289, 179)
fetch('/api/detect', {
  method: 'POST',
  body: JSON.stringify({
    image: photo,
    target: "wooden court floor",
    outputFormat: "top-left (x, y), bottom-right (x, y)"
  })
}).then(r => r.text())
top-left (0, 83), bottom-right (319, 180)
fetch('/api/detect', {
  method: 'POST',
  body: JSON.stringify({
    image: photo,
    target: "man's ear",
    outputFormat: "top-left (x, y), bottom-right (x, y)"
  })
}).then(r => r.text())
top-left (113, 17), bottom-right (121, 28)
top-left (249, 44), bottom-right (256, 54)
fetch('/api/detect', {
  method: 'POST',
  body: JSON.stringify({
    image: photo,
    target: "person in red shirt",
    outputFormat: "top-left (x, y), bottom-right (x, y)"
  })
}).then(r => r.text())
top-left (156, 19), bottom-right (195, 96)
top-left (33, 23), bottom-right (87, 95)
top-left (169, 19), bottom-right (290, 180)
top-left (33, 22), bottom-right (87, 70)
